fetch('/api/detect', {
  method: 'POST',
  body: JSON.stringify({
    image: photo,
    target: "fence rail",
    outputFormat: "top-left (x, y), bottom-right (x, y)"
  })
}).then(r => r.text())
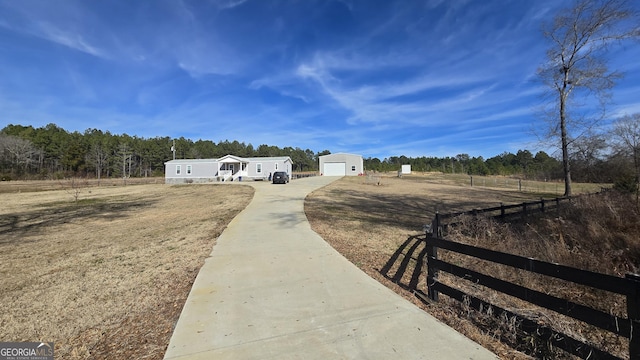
top-left (425, 195), bottom-right (640, 359)
top-left (425, 231), bottom-right (640, 359)
top-left (291, 172), bottom-right (318, 180)
top-left (430, 196), bottom-right (571, 236)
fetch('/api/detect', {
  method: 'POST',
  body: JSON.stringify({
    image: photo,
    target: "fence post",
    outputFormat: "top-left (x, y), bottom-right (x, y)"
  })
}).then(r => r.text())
top-left (500, 203), bottom-right (505, 219)
top-left (426, 232), bottom-right (439, 302)
top-left (425, 215), bottom-right (440, 301)
top-left (426, 212), bottom-right (442, 301)
top-left (433, 212), bottom-right (441, 238)
top-left (541, 198), bottom-right (545, 213)
top-left (627, 273), bottom-right (640, 359)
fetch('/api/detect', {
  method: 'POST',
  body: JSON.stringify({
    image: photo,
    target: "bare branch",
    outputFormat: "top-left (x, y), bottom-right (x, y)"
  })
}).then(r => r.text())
top-left (537, 0), bottom-right (640, 196)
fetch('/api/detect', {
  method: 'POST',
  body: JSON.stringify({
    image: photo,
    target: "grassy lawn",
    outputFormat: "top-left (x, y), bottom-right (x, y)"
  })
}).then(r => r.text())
top-left (0, 173), bottom-right (609, 359)
top-left (0, 181), bottom-right (254, 359)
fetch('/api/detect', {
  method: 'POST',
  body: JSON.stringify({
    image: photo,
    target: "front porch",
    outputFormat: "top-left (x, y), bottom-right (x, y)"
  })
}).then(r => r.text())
top-left (217, 155), bottom-right (249, 181)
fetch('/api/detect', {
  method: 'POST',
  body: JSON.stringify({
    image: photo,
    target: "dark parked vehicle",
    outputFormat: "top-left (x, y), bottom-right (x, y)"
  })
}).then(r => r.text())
top-left (272, 171), bottom-right (289, 184)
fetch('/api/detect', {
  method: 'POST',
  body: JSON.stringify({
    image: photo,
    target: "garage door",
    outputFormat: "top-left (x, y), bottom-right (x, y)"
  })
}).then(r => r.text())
top-left (323, 162), bottom-right (346, 176)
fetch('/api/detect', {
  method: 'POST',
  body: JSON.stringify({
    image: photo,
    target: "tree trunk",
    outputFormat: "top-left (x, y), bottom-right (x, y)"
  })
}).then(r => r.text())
top-left (634, 146), bottom-right (639, 204)
top-left (560, 87), bottom-right (572, 197)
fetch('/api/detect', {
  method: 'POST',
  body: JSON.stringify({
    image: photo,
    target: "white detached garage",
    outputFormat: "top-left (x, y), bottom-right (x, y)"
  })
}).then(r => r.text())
top-left (319, 153), bottom-right (364, 176)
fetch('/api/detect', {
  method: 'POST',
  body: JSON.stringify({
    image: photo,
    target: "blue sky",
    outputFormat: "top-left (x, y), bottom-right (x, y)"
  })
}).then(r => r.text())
top-left (1, 0), bottom-right (639, 159)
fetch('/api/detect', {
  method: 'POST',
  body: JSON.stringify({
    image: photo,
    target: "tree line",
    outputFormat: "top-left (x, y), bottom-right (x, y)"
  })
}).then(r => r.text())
top-left (364, 151), bottom-right (563, 181)
top-left (376, 112), bottom-right (640, 192)
top-left (2, 120), bottom-right (638, 191)
top-left (0, 123), bottom-right (327, 180)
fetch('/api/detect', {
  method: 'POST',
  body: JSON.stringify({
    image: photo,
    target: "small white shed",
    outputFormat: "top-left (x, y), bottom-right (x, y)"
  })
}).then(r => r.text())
top-left (319, 153), bottom-right (363, 176)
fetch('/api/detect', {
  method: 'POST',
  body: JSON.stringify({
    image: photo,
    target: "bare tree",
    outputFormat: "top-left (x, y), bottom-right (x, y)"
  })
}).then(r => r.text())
top-left (118, 143), bottom-right (131, 185)
top-left (612, 113), bottom-right (640, 197)
top-left (88, 143), bottom-right (109, 185)
top-left (59, 177), bottom-right (89, 204)
top-left (537, 0), bottom-right (639, 196)
top-left (0, 134), bottom-right (38, 175)
top-left (569, 132), bottom-right (607, 182)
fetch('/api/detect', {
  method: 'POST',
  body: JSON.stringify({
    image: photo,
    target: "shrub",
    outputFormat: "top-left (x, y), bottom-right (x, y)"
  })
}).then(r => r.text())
top-left (613, 173), bottom-right (638, 194)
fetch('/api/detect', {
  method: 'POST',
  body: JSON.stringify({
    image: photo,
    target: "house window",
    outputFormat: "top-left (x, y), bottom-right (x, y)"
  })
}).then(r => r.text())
top-left (187, 165), bottom-right (192, 175)
top-left (176, 165), bottom-right (181, 175)
top-left (256, 163), bottom-right (262, 173)
top-left (352, 165), bottom-right (356, 171)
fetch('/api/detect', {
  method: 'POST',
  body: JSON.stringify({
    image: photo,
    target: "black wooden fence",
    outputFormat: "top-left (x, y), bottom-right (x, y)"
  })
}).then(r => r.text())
top-left (429, 196), bottom-right (571, 236)
top-left (290, 172), bottom-right (318, 180)
top-left (425, 201), bottom-right (640, 359)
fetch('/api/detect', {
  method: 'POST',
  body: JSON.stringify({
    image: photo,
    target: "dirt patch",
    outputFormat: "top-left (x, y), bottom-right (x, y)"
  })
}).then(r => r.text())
top-left (305, 175), bottom-right (557, 359)
top-left (0, 182), bottom-right (254, 359)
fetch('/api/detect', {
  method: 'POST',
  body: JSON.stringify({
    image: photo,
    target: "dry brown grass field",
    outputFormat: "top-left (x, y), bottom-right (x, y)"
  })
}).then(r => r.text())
top-left (305, 174), bottom-right (612, 359)
top-left (0, 174), bottom-right (613, 359)
top-left (0, 177), bottom-right (165, 194)
top-left (0, 180), bottom-right (253, 359)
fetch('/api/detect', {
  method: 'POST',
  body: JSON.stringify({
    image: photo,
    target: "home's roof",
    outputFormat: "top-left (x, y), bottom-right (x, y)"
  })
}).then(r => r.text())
top-left (218, 154), bottom-right (249, 163)
top-left (319, 152), bottom-right (362, 158)
top-left (245, 156), bottom-right (292, 162)
top-left (165, 155), bottom-right (293, 164)
top-left (164, 158), bottom-right (219, 164)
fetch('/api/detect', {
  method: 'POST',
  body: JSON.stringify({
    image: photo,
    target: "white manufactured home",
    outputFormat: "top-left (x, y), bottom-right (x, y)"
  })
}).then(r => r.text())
top-left (164, 154), bottom-right (293, 184)
top-left (318, 153), bottom-right (364, 176)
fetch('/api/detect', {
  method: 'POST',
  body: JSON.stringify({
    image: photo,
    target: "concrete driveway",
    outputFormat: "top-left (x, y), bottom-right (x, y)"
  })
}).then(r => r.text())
top-left (164, 176), bottom-right (496, 359)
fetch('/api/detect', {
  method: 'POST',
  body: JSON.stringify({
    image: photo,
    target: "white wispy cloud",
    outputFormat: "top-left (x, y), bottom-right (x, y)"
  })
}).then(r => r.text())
top-left (0, 2), bottom-right (111, 59)
top-left (213, 0), bottom-right (249, 10)
top-left (293, 50), bottom-right (526, 129)
top-left (37, 21), bottom-right (106, 58)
